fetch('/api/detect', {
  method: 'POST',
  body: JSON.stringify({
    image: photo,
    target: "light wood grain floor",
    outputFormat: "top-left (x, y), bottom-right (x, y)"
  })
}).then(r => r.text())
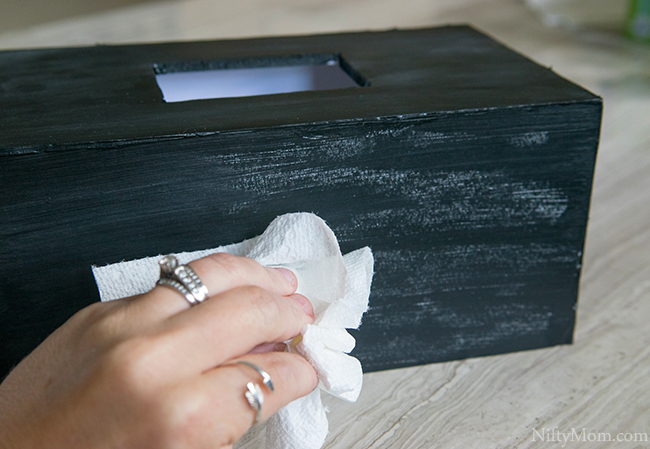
top-left (2, 0), bottom-right (648, 447)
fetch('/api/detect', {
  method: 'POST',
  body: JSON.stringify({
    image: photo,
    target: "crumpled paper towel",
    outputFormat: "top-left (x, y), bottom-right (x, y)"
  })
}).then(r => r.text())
top-left (92, 212), bottom-right (374, 449)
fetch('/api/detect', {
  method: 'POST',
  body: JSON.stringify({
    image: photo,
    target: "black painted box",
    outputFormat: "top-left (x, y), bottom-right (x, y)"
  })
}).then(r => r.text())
top-left (0, 26), bottom-right (601, 377)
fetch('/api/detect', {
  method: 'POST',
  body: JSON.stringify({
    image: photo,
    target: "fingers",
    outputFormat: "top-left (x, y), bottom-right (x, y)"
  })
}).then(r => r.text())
top-left (144, 286), bottom-right (313, 377)
top-left (89, 351), bottom-right (317, 449)
top-left (191, 253), bottom-right (297, 298)
top-left (128, 253), bottom-right (298, 322)
top-left (178, 352), bottom-right (318, 447)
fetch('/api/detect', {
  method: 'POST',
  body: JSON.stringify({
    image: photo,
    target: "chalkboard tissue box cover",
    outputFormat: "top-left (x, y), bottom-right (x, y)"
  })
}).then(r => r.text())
top-left (0, 25), bottom-right (602, 377)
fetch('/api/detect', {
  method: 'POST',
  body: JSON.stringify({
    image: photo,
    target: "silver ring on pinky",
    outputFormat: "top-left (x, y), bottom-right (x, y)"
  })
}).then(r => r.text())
top-left (237, 361), bottom-right (275, 392)
top-left (157, 255), bottom-right (209, 306)
top-left (244, 382), bottom-right (264, 426)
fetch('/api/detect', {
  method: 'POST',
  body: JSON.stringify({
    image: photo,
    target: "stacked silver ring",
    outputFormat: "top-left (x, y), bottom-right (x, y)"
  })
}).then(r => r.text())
top-left (157, 255), bottom-right (209, 306)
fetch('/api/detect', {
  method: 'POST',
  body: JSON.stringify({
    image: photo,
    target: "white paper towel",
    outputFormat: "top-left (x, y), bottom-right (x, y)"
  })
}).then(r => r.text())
top-left (92, 213), bottom-right (374, 449)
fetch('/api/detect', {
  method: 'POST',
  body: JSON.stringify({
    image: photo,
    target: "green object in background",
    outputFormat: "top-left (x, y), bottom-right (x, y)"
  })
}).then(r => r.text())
top-left (626, 0), bottom-right (650, 42)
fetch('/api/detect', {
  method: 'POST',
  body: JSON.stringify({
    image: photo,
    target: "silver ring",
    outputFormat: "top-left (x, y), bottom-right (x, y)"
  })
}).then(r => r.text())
top-left (237, 361), bottom-right (275, 392)
top-left (157, 277), bottom-right (199, 306)
top-left (157, 255), bottom-right (209, 306)
top-left (244, 382), bottom-right (264, 426)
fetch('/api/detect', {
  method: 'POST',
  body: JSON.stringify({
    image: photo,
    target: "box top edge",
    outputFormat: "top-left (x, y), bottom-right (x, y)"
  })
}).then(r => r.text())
top-left (0, 99), bottom-right (603, 156)
top-left (0, 25), bottom-right (600, 149)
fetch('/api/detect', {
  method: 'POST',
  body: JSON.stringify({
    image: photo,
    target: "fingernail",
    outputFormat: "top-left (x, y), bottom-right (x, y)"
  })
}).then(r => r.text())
top-left (275, 267), bottom-right (297, 288)
top-left (291, 294), bottom-right (314, 319)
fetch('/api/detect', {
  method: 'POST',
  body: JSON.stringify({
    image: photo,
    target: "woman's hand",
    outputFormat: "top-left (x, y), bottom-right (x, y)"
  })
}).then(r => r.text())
top-left (0, 253), bottom-right (318, 449)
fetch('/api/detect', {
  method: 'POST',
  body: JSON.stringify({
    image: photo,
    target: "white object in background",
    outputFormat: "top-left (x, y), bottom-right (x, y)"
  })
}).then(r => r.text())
top-left (92, 213), bottom-right (374, 449)
top-left (525, 0), bottom-right (629, 30)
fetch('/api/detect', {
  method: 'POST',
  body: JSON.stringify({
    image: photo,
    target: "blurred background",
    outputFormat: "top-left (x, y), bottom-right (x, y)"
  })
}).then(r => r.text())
top-left (8, 0), bottom-right (633, 34)
top-left (1, 0), bottom-right (158, 33)
top-left (0, 0), bottom-right (648, 50)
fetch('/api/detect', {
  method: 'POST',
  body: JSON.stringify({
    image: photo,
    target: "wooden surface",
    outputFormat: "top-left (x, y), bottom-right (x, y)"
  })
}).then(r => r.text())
top-left (1, 0), bottom-right (649, 447)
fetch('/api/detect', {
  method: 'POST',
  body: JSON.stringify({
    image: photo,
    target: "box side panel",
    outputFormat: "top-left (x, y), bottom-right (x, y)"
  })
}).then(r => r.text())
top-left (0, 101), bottom-right (601, 376)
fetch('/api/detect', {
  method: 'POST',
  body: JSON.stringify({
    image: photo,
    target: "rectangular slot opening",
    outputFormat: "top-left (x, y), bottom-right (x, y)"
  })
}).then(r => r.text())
top-left (154, 54), bottom-right (366, 103)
